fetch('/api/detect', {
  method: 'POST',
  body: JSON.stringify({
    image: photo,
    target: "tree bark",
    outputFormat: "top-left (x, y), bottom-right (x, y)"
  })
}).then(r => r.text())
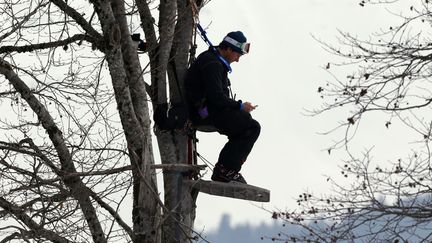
top-left (90, 0), bottom-right (161, 242)
top-left (157, 0), bottom-right (200, 242)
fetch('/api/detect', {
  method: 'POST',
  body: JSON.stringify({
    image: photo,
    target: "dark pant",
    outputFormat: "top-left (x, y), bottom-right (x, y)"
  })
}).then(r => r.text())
top-left (211, 109), bottom-right (261, 172)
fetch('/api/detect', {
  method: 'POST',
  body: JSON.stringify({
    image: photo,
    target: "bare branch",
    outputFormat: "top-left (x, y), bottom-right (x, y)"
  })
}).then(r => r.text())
top-left (0, 57), bottom-right (107, 243)
top-left (49, 0), bottom-right (103, 40)
top-left (0, 34), bottom-right (94, 54)
top-left (0, 2), bottom-right (49, 42)
top-left (0, 197), bottom-right (73, 243)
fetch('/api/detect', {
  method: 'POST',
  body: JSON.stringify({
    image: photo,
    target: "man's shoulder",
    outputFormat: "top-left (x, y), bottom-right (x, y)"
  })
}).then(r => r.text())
top-left (196, 50), bottom-right (223, 70)
top-left (197, 50), bottom-right (218, 62)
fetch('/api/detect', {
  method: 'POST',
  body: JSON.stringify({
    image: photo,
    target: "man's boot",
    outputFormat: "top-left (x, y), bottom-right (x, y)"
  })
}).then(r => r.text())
top-left (211, 163), bottom-right (247, 184)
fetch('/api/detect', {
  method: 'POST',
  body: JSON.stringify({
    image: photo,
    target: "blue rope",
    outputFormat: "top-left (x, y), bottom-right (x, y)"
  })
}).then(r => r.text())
top-left (197, 24), bottom-right (232, 73)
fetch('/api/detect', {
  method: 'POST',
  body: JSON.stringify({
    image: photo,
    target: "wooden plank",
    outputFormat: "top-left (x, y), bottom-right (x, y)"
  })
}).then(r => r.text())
top-left (184, 179), bottom-right (270, 202)
top-left (151, 164), bottom-right (206, 172)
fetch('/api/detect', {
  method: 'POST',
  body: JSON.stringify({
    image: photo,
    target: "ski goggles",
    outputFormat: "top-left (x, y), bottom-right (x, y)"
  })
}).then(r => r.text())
top-left (223, 36), bottom-right (250, 54)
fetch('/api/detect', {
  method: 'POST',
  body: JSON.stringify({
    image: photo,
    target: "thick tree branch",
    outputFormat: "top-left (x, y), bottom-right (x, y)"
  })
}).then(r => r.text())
top-left (0, 34), bottom-right (94, 54)
top-left (136, 0), bottom-right (159, 101)
top-left (155, 0), bottom-right (177, 104)
top-left (136, 0), bottom-right (157, 54)
top-left (49, 0), bottom-right (103, 40)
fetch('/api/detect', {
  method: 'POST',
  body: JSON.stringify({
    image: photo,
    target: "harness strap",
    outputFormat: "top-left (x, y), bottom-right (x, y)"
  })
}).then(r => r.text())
top-left (196, 24), bottom-right (232, 73)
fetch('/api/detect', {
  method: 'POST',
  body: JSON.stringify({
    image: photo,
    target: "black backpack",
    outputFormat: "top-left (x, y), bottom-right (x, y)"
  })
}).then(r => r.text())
top-left (153, 102), bottom-right (188, 130)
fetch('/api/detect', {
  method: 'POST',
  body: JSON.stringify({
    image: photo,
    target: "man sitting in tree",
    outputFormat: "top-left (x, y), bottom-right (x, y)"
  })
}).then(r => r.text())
top-left (184, 31), bottom-right (260, 184)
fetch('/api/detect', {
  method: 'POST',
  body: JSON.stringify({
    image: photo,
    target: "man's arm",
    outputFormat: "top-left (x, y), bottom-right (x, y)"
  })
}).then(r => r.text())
top-left (202, 61), bottom-right (241, 111)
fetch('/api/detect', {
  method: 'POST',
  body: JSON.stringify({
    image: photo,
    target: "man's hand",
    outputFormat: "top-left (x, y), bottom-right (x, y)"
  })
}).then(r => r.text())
top-left (242, 102), bottom-right (257, 113)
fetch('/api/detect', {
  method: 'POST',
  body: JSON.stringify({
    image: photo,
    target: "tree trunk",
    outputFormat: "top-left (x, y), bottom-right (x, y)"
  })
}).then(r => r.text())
top-left (157, 1), bottom-right (200, 242)
top-left (0, 0), bottom-right (207, 242)
top-left (155, 130), bottom-right (189, 242)
top-left (92, 0), bottom-right (161, 242)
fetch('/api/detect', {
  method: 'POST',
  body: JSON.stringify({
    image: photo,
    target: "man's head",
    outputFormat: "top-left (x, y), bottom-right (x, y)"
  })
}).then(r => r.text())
top-left (218, 31), bottom-right (250, 63)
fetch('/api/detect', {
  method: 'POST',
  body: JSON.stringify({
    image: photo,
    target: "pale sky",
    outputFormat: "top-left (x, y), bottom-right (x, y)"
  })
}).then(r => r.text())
top-left (188, 0), bottom-right (410, 231)
top-left (0, 0), bottom-right (420, 240)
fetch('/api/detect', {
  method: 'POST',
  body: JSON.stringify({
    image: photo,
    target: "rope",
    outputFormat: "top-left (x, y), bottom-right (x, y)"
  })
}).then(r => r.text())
top-left (196, 152), bottom-right (215, 171)
top-left (188, 26), bottom-right (198, 66)
top-left (186, 1), bottom-right (223, 175)
top-left (196, 24), bottom-right (232, 73)
top-left (189, 0), bottom-right (199, 19)
top-left (188, 0), bottom-right (199, 66)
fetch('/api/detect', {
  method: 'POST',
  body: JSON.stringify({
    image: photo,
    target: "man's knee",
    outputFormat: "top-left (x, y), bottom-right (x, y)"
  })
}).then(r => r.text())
top-left (247, 119), bottom-right (261, 140)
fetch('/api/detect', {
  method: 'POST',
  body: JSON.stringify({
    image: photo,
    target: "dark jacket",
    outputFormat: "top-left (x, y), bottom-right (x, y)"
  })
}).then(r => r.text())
top-left (184, 49), bottom-right (241, 123)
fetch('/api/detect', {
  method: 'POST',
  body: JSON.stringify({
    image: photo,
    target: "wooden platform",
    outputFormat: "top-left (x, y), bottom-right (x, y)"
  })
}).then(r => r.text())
top-left (184, 179), bottom-right (270, 202)
top-left (151, 164), bottom-right (206, 172)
